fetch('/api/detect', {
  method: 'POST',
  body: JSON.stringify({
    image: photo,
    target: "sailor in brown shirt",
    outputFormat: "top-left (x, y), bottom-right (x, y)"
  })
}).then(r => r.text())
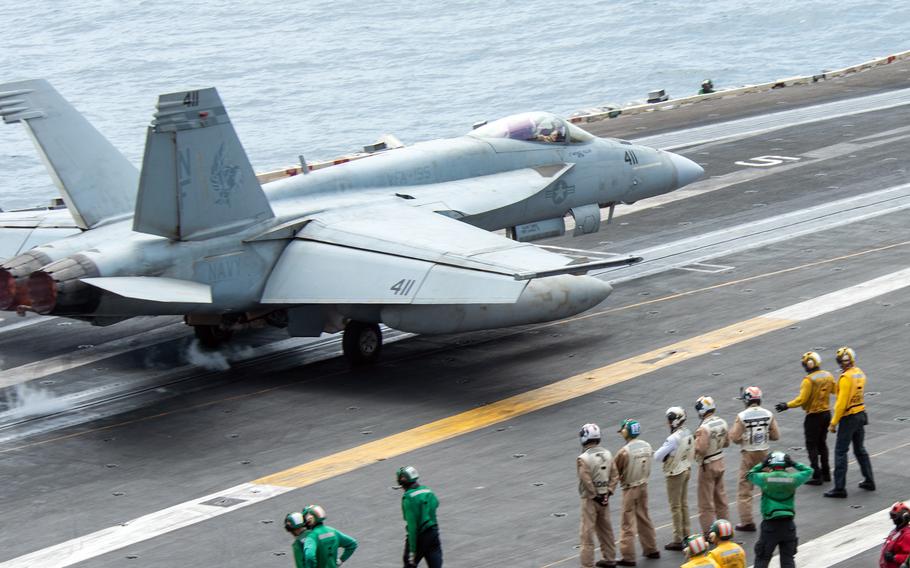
top-left (694, 395), bottom-right (730, 534)
top-left (612, 419), bottom-right (660, 566)
top-left (728, 386), bottom-right (780, 532)
top-left (577, 423), bottom-right (620, 568)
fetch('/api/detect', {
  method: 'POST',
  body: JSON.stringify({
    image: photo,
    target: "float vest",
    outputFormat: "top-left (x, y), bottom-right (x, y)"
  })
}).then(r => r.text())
top-left (579, 446), bottom-right (614, 496)
top-left (737, 406), bottom-right (773, 451)
top-left (663, 427), bottom-right (694, 477)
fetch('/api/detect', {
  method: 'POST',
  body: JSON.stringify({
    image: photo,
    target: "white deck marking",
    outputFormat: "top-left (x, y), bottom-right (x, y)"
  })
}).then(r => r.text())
top-left (0, 483), bottom-right (293, 568)
top-left (634, 86), bottom-right (910, 150)
top-left (0, 316), bottom-right (53, 336)
top-left (749, 506), bottom-right (891, 568)
top-left (4, 267), bottom-right (910, 567)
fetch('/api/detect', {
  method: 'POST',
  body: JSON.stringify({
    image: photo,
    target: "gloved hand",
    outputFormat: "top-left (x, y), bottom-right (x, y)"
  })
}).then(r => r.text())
top-left (775, 402), bottom-right (788, 412)
top-left (783, 454), bottom-right (795, 468)
top-left (884, 550), bottom-right (895, 561)
top-left (407, 551), bottom-right (417, 567)
top-left (829, 423), bottom-right (837, 433)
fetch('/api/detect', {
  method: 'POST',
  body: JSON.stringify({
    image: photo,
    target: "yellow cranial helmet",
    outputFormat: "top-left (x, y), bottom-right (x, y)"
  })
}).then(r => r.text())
top-left (801, 351), bottom-right (821, 371)
top-left (835, 346), bottom-right (856, 367)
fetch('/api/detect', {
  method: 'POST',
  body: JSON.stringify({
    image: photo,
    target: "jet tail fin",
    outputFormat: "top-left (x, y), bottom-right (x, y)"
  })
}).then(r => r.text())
top-left (0, 79), bottom-right (138, 229)
top-left (134, 87), bottom-right (275, 241)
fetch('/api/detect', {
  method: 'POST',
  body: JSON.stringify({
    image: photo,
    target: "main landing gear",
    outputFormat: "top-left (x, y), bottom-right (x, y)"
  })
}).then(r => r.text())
top-left (342, 321), bottom-right (383, 366)
top-left (193, 324), bottom-right (234, 349)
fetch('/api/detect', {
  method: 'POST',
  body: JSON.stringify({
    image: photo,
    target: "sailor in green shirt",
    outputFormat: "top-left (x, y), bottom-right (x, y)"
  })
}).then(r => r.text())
top-left (284, 505), bottom-right (358, 568)
top-left (746, 451), bottom-right (813, 568)
top-left (285, 512), bottom-right (313, 568)
top-left (397, 466), bottom-right (442, 568)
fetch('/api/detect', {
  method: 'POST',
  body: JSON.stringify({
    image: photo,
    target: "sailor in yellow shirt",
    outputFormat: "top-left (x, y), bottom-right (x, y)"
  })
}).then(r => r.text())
top-left (824, 346), bottom-right (875, 498)
top-left (680, 534), bottom-right (720, 568)
top-left (706, 519), bottom-right (746, 568)
top-left (774, 351), bottom-right (836, 485)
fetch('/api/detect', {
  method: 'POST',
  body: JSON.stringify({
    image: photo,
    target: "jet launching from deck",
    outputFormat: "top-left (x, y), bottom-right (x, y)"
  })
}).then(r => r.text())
top-left (0, 80), bottom-right (702, 364)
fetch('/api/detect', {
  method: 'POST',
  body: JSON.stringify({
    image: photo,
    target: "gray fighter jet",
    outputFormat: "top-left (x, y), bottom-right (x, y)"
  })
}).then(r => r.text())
top-left (0, 80), bottom-right (702, 364)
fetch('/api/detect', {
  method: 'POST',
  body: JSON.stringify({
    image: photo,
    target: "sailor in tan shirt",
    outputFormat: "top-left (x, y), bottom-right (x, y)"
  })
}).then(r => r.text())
top-left (577, 423), bottom-right (620, 568)
top-left (612, 419), bottom-right (660, 566)
top-left (728, 386), bottom-right (779, 531)
top-left (694, 395), bottom-right (731, 534)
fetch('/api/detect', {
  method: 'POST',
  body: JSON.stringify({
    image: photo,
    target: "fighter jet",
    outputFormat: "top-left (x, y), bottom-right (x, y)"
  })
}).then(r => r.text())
top-left (0, 80), bottom-right (702, 364)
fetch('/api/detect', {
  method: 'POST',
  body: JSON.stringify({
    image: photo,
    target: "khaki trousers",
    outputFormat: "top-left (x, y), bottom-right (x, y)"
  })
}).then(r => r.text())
top-left (580, 497), bottom-right (615, 567)
top-left (697, 459), bottom-right (730, 533)
top-left (619, 484), bottom-right (658, 561)
top-left (665, 470), bottom-right (690, 543)
top-left (737, 450), bottom-right (768, 525)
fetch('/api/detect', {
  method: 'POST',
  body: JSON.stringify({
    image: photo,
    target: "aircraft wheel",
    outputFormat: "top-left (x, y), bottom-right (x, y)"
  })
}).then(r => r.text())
top-left (342, 321), bottom-right (382, 366)
top-left (194, 325), bottom-right (233, 349)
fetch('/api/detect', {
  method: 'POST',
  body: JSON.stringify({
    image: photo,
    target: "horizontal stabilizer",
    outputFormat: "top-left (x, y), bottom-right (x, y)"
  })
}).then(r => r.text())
top-left (134, 87), bottom-right (275, 241)
top-left (0, 79), bottom-right (138, 229)
top-left (81, 277), bottom-right (212, 303)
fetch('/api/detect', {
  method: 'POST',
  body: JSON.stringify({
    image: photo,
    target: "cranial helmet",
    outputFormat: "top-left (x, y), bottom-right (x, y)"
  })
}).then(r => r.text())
top-left (397, 465), bottom-right (420, 486)
top-left (801, 351), bottom-right (821, 371)
top-left (741, 386), bottom-right (762, 406)
top-left (684, 534), bottom-right (709, 557)
top-left (764, 451), bottom-right (789, 470)
top-left (618, 419), bottom-right (641, 438)
top-left (836, 346), bottom-right (856, 368)
top-left (666, 407), bottom-right (686, 429)
top-left (891, 501), bottom-right (910, 527)
top-left (579, 423), bottom-right (602, 445)
top-left (709, 519), bottom-right (734, 541)
top-left (285, 511), bottom-right (306, 531)
top-left (695, 395), bottom-right (716, 418)
top-left (302, 504), bottom-right (326, 528)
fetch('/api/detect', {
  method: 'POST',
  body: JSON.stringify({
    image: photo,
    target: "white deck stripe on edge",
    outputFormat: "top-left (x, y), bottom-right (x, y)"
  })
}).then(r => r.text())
top-left (749, 506), bottom-right (891, 568)
top-left (4, 267), bottom-right (910, 568)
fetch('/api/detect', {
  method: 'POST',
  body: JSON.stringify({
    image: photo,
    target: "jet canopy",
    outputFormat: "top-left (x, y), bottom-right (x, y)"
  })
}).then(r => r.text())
top-left (470, 112), bottom-right (594, 144)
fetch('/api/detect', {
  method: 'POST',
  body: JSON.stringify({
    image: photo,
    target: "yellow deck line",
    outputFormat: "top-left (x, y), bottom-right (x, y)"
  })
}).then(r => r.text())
top-left (255, 316), bottom-right (792, 487)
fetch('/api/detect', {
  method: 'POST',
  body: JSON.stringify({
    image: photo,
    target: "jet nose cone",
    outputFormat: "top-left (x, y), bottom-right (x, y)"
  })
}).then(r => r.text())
top-left (668, 152), bottom-right (704, 189)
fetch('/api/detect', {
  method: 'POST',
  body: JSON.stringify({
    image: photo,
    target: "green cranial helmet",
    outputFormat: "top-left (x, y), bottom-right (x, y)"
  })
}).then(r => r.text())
top-left (618, 419), bottom-right (641, 438)
top-left (397, 465), bottom-right (420, 485)
top-left (765, 451), bottom-right (789, 469)
top-left (285, 511), bottom-right (306, 531)
top-left (302, 504), bottom-right (326, 527)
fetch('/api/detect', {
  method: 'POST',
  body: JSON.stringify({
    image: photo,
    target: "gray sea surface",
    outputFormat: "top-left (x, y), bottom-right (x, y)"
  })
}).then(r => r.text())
top-left (1, 0), bottom-right (908, 209)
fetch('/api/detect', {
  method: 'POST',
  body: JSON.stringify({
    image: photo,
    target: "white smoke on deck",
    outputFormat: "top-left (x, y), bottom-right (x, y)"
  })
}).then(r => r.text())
top-left (183, 340), bottom-right (255, 371)
top-left (4, 382), bottom-right (71, 419)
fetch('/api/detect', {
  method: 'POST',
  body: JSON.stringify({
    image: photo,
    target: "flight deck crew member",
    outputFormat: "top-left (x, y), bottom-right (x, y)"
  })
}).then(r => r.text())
top-left (694, 396), bottom-right (730, 534)
top-left (881, 501), bottom-right (910, 568)
top-left (285, 512), bottom-right (311, 568)
top-left (613, 419), bottom-right (661, 565)
top-left (824, 346), bottom-right (875, 498)
top-left (577, 423), bottom-right (619, 568)
top-left (775, 351), bottom-right (836, 485)
top-left (729, 386), bottom-right (779, 532)
top-left (297, 505), bottom-right (358, 568)
top-left (680, 534), bottom-right (720, 568)
top-left (747, 451), bottom-right (812, 568)
top-left (397, 466), bottom-right (442, 568)
top-left (706, 519), bottom-right (746, 568)
top-left (654, 407), bottom-right (695, 551)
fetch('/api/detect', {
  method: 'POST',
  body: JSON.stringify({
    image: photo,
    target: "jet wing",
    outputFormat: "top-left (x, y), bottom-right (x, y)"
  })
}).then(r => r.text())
top-left (0, 208), bottom-right (81, 261)
top-left (261, 204), bottom-right (636, 305)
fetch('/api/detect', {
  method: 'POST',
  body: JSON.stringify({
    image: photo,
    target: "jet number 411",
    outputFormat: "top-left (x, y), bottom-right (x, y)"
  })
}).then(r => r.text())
top-left (390, 278), bottom-right (417, 296)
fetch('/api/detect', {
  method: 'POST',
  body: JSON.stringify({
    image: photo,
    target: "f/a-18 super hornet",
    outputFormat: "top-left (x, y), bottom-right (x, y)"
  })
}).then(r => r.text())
top-left (0, 80), bottom-right (702, 364)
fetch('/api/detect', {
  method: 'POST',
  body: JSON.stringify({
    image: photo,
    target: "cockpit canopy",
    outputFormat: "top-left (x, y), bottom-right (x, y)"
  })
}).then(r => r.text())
top-left (469, 112), bottom-right (594, 144)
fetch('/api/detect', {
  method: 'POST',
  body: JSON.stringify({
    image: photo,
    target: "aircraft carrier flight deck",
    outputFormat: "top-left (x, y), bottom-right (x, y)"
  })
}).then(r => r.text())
top-left (3, 59), bottom-right (910, 568)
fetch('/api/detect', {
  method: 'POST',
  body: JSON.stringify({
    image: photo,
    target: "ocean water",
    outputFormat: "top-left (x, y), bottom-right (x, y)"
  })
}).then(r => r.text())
top-left (1, 0), bottom-right (908, 209)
